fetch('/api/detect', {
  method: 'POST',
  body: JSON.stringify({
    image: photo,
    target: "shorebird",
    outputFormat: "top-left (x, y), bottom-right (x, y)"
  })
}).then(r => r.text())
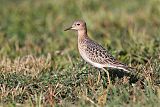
top-left (64, 20), bottom-right (133, 84)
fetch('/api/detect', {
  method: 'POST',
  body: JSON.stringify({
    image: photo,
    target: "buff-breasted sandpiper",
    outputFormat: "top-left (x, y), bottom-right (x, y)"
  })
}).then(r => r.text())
top-left (64, 20), bottom-right (134, 84)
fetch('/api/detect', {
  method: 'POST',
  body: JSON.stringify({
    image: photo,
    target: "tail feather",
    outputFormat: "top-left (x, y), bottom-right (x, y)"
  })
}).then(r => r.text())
top-left (108, 64), bottom-right (135, 73)
top-left (117, 65), bottom-right (135, 73)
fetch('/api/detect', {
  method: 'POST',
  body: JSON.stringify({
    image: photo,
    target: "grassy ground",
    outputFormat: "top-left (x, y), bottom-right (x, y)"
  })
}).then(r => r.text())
top-left (0, 0), bottom-right (160, 106)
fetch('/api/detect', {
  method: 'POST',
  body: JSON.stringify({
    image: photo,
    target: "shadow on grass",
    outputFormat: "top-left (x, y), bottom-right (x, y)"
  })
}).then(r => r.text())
top-left (101, 68), bottom-right (141, 85)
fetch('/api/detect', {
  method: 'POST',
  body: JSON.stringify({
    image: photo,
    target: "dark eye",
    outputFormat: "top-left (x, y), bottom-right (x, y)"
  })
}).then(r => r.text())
top-left (77, 23), bottom-right (80, 26)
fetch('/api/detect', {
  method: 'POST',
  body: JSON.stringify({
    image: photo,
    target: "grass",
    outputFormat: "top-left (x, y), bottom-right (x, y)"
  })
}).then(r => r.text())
top-left (0, 0), bottom-right (160, 106)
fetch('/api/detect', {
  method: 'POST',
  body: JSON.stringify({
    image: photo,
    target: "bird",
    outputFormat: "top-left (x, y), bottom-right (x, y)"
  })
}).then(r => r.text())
top-left (64, 20), bottom-right (134, 84)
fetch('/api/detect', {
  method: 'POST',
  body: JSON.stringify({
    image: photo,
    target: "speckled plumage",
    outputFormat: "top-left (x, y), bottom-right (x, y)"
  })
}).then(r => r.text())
top-left (79, 37), bottom-right (117, 65)
top-left (65, 20), bottom-right (133, 72)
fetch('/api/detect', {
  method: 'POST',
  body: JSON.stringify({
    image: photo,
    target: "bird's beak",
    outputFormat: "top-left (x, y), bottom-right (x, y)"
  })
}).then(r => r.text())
top-left (64, 26), bottom-right (72, 31)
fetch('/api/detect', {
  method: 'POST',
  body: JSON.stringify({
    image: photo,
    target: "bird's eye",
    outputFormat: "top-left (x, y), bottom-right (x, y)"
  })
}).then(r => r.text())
top-left (77, 23), bottom-right (80, 26)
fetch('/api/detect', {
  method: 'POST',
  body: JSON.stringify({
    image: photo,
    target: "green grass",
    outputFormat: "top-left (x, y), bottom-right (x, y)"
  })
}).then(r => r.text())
top-left (0, 0), bottom-right (160, 106)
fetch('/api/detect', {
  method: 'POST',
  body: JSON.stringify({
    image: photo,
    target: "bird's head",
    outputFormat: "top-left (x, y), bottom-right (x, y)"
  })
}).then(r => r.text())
top-left (64, 20), bottom-right (86, 31)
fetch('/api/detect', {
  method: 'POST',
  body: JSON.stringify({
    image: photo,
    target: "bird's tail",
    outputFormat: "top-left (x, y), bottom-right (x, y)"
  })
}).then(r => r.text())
top-left (117, 65), bottom-right (135, 73)
top-left (108, 64), bottom-right (135, 73)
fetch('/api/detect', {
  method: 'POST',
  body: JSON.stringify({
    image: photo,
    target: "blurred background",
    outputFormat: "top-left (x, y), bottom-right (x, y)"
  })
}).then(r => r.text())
top-left (0, 0), bottom-right (160, 106)
top-left (0, 0), bottom-right (159, 61)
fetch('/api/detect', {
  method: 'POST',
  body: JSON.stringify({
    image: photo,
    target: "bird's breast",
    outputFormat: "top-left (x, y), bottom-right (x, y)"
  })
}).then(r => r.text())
top-left (78, 43), bottom-right (105, 68)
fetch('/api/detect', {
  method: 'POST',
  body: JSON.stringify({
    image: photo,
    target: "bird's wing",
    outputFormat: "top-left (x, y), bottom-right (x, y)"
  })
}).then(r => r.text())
top-left (84, 39), bottom-right (134, 72)
top-left (85, 39), bottom-right (128, 66)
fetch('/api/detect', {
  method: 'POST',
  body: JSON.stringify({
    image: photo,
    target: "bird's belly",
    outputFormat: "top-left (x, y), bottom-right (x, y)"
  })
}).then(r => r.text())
top-left (79, 50), bottom-right (104, 68)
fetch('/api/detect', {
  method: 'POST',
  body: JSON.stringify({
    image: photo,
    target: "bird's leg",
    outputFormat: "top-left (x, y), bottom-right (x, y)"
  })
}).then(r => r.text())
top-left (102, 68), bottom-right (111, 85)
top-left (97, 69), bottom-right (101, 85)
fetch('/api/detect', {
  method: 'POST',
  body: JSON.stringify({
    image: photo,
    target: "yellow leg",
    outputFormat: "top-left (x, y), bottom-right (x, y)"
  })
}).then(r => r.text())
top-left (102, 68), bottom-right (111, 85)
top-left (97, 71), bottom-right (101, 85)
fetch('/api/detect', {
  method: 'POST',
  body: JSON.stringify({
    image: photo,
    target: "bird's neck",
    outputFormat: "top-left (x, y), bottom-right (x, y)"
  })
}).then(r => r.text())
top-left (78, 29), bottom-right (89, 42)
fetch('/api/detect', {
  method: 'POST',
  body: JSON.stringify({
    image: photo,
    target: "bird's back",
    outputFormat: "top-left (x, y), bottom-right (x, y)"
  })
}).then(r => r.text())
top-left (78, 37), bottom-right (131, 71)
